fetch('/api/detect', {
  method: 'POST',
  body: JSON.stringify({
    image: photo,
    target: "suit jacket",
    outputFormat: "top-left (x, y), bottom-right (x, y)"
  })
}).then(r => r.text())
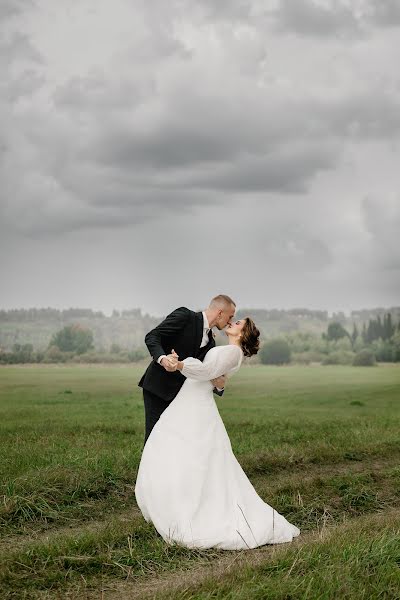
top-left (138, 306), bottom-right (224, 402)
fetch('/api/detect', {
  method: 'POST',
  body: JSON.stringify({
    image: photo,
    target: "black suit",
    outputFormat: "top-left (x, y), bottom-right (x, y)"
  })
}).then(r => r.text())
top-left (138, 306), bottom-right (224, 443)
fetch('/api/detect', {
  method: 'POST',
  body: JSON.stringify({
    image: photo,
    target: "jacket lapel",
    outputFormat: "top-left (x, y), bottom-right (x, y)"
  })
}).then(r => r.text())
top-left (193, 312), bottom-right (204, 357)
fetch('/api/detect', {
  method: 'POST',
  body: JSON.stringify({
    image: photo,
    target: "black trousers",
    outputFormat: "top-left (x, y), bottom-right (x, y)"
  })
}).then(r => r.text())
top-left (143, 388), bottom-right (171, 445)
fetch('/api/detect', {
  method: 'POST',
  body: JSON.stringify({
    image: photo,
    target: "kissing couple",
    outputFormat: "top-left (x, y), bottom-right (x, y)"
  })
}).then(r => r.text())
top-left (135, 294), bottom-right (300, 550)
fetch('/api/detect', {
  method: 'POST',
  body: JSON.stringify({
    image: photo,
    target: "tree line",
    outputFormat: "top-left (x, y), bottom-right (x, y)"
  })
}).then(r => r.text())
top-left (1, 311), bottom-right (400, 366)
top-left (260, 312), bottom-right (400, 366)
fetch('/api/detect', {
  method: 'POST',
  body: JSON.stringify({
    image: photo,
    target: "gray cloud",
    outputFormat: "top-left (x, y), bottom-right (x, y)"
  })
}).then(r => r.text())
top-left (1, 0), bottom-right (400, 314)
top-left (0, 31), bottom-right (43, 65)
top-left (365, 0), bottom-right (400, 28)
top-left (273, 0), bottom-right (362, 38)
top-left (0, 0), bottom-right (35, 22)
top-left (361, 195), bottom-right (400, 270)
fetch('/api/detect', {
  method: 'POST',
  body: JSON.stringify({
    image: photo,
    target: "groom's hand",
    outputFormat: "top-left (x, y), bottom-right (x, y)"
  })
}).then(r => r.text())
top-left (160, 356), bottom-right (177, 372)
top-left (161, 349), bottom-right (179, 372)
top-left (211, 374), bottom-right (226, 389)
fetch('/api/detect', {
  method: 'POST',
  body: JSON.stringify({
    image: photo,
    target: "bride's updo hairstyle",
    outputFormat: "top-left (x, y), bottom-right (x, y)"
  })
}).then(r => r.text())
top-left (240, 317), bottom-right (260, 357)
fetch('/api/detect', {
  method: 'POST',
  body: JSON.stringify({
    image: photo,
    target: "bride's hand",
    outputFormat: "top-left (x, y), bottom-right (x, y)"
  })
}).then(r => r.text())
top-left (165, 349), bottom-right (179, 370)
top-left (171, 349), bottom-right (179, 362)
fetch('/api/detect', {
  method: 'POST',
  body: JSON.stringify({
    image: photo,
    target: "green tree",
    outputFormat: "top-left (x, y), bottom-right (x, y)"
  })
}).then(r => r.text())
top-left (323, 322), bottom-right (350, 343)
top-left (383, 313), bottom-right (395, 341)
top-left (350, 322), bottom-right (358, 349)
top-left (361, 322), bottom-right (367, 343)
top-left (260, 339), bottom-right (291, 365)
top-left (49, 324), bottom-right (94, 355)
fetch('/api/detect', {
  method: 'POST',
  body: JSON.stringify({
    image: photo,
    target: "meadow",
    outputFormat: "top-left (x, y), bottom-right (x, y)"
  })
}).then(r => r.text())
top-left (0, 363), bottom-right (399, 599)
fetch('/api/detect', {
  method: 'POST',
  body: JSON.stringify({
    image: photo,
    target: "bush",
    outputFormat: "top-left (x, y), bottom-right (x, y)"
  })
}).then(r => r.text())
top-left (49, 324), bottom-right (94, 355)
top-left (260, 338), bottom-right (291, 365)
top-left (72, 351), bottom-right (128, 363)
top-left (322, 351), bottom-right (354, 365)
top-left (353, 349), bottom-right (376, 367)
top-left (292, 351), bottom-right (325, 365)
top-left (128, 348), bottom-right (147, 362)
top-left (371, 339), bottom-right (395, 362)
top-left (44, 346), bottom-right (73, 363)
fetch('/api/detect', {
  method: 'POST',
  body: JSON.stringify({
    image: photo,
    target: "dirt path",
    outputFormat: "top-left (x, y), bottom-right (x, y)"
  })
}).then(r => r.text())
top-left (86, 507), bottom-right (400, 600)
top-left (0, 507), bottom-right (142, 554)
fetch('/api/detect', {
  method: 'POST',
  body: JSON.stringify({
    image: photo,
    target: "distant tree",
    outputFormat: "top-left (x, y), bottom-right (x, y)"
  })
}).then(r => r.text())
top-left (361, 322), bottom-right (367, 343)
top-left (331, 311), bottom-right (346, 324)
top-left (323, 322), bottom-right (350, 343)
top-left (392, 332), bottom-right (400, 362)
top-left (383, 313), bottom-right (395, 341)
top-left (350, 322), bottom-right (358, 349)
top-left (260, 339), bottom-right (291, 365)
top-left (2, 343), bottom-right (35, 364)
top-left (127, 348), bottom-right (147, 362)
top-left (49, 324), bottom-right (94, 355)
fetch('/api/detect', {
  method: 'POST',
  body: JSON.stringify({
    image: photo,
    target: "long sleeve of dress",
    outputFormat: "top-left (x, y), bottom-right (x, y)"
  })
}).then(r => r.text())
top-left (181, 345), bottom-right (242, 381)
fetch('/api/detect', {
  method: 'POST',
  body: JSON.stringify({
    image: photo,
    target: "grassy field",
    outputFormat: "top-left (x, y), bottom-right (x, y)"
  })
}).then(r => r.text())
top-left (0, 363), bottom-right (399, 599)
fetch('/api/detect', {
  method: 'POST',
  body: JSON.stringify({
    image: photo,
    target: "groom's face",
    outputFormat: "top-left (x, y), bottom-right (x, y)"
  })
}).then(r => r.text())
top-left (216, 304), bottom-right (236, 330)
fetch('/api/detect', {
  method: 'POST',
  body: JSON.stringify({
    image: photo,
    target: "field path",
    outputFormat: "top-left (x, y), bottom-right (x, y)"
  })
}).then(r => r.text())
top-left (1, 451), bottom-right (398, 553)
top-left (84, 507), bottom-right (400, 600)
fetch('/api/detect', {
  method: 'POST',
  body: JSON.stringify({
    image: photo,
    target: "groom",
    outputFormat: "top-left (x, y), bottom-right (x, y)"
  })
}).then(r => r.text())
top-left (139, 294), bottom-right (236, 443)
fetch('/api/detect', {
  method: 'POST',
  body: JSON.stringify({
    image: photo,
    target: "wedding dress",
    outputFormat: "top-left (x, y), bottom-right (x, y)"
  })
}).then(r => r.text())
top-left (135, 344), bottom-right (300, 550)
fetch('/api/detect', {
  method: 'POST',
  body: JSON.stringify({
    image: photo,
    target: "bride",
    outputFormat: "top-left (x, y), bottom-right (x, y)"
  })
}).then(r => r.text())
top-left (135, 317), bottom-right (300, 550)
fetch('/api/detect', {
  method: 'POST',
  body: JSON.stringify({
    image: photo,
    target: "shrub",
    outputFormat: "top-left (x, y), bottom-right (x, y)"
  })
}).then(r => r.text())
top-left (322, 351), bottom-right (354, 365)
top-left (292, 351), bottom-right (325, 365)
top-left (353, 349), bottom-right (376, 367)
top-left (372, 339), bottom-right (395, 362)
top-left (260, 339), bottom-right (291, 365)
top-left (127, 348), bottom-right (147, 362)
top-left (44, 346), bottom-right (73, 363)
top-left (49, 324), bottom-right (94, 355)
top-left (72, 351), bottom-right (127, 363)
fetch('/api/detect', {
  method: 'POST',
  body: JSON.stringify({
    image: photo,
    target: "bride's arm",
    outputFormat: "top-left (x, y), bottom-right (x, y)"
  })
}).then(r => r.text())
top-left (176, 346), bottom-right (242, 381)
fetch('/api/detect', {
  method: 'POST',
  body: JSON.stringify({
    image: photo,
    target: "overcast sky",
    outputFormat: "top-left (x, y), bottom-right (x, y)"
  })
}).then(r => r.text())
top-left (1, 0), bottom-right (399, 316)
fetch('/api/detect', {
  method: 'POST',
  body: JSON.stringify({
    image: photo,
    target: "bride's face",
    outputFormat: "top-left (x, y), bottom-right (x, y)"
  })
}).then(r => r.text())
top-left (225, 319), bottom-right (245, 338)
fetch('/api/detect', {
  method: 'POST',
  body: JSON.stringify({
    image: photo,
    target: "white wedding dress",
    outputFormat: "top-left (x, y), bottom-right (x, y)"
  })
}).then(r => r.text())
top-left (135, 344), bottom-right (300, 550)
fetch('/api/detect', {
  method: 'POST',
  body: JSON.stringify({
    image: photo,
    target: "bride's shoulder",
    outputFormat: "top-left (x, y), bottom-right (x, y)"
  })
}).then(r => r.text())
top-left (214, 344), bottom-right (243, 357)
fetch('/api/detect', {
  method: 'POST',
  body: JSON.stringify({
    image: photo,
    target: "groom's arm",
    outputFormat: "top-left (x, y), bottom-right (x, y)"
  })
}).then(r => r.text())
top-left (145, 306), bottom-right (191, 364)
top-left (212, 374), bottom-right (226, 397)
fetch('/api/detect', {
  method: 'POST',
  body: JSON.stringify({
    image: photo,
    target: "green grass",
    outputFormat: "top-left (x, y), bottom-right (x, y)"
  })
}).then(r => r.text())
top-left (0, 363), bottom-right (399, 598)
top-left (153, 509), bottom-right (400, 600)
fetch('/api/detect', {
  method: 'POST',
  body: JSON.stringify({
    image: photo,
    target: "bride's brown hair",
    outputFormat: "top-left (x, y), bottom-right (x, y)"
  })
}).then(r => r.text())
top-left (240, 317), bottom-right (260, 357)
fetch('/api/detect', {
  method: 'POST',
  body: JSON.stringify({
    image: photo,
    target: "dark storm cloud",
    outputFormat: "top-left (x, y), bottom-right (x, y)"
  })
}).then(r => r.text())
top-left (273, 0), bottom-right (361, 38)
top-left (192, 0), bottom-right (252, 22)
top-left (0, 0), bottom-right (35, 22)
top-left (188, 143), bottom-right (337, 193)
top-left (3, 55), bottom-right (397, 239)
top-left (365, 0), bottom-right (400, 27)
top-left (45, 70), bottom-right (400, 221)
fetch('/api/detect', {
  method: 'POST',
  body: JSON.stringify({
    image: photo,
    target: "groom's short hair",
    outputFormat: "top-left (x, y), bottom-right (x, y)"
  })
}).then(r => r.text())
top-left (210, 294), bottom-right (236, 308)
